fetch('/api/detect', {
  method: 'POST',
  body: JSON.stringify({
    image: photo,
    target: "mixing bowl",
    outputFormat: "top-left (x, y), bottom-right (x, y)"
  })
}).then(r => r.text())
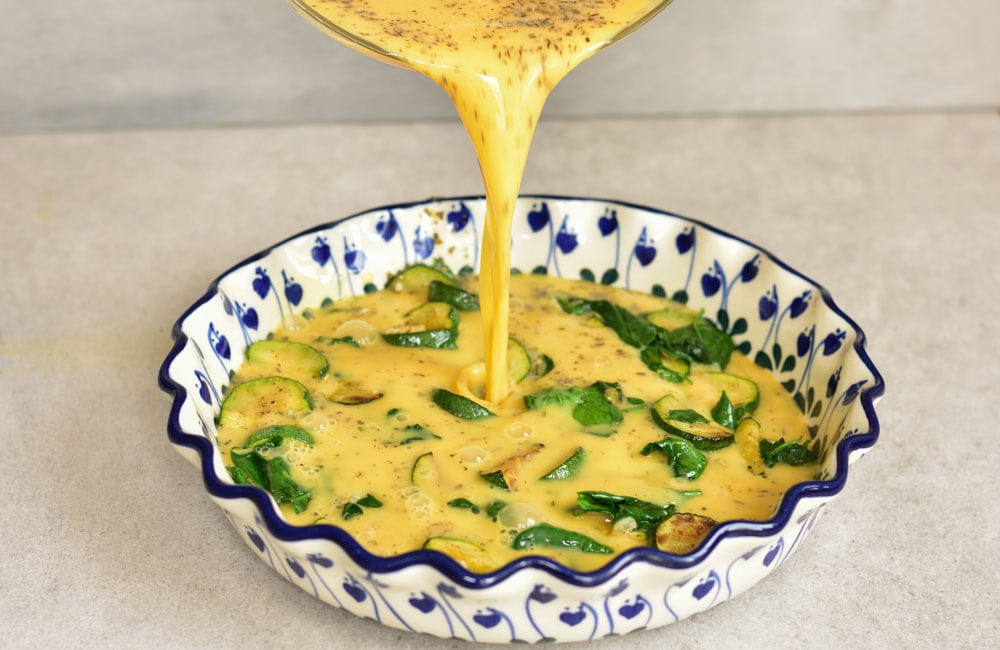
top-left (159, 195), bottom-right (884, 643)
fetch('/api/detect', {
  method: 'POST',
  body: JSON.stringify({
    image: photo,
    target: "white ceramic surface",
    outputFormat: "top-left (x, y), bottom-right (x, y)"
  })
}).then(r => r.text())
top-left (159, 195), bottom-right (883, 643)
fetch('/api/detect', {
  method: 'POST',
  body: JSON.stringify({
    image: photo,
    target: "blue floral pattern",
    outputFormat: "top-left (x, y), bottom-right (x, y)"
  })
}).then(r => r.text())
top-left (159, 196), bottom-right (884, 643)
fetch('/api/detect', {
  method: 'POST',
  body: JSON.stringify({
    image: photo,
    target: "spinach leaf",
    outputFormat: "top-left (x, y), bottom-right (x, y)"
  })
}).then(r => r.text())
top-left (265, 457), bottom-right (312, 513)
top-left (575, 491), bottom-right (676, 534)
top-left (759, 438), bottom-right (818, 467)
top-left (479, 469), bottom-right (510, 491)
top-left (557, 297), bottom-right (656, 348)
top-left (447, 498), bottom-right (481, 514)
top-left (357, 493), bottom-right (383, 508)
top-left (641, 438), bottom-right (708, 480)
top-left (384, 423), bottom-right (441, 446)
top-left (558, 296), bottom-right (735, 374)
top-left (711, 391), bottom-right (737, 429)
top-left (342, 493), bottom-right (382, 520)
top-left (341, 502), bottom-right (364, 520)
top-left (524, 382), bottom-right (625, 435)
top-left (511, 523), bottom-right (613, 554)
top-left (667, 321), bottom-right (735, 368)
top-left (485, 500), bottom-right (507, 519)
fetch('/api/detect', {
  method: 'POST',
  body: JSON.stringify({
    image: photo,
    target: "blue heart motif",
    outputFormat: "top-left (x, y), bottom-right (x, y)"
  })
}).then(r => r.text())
top-left (195, 371), bottom-right (211, 404)
top-left (598, 209), bottom-right (618, 236)
top-left (409, 592), bottom-right (437, 613)
top-left (344, 239), bottom-right (367, 273)
top-left (447, 202), bottom-right (471, 233)
top-left (283, 271), bottom-right (303, 306)
top-left (789, 291), bottom-right (811, 318)
top-left (241, 305), bottom-right (259, 330)
top-left (675, 227), bottom-right (695, 255)
top-left (763, 543), bottom-right (782, 567)
top-left (692, 577), bottom-right (716, 600)
top-left (376, 212), bottom-right (399, 242)
top-left (311, 236), bottom-right (332, 266)
top-left (246, 527), bottom-right (266, 553)
top-left (307, 553), bottom-right (333, 568)
top-left (529, 584), bottom-right (557, 604)
top-left (343, 579), bottom-right (367, 603)
top-left (252, 267), bottom-right (271, 299)
top-left (413, 227), bottom-right (435, 260)
top-left (701, 269), bottom-right (722, 298)
top-left (740, 254), bottom-right (760, 283)
top-left (286, 557), bottom-right (305, 579)
top-left (758, 287), bottom-right (777, 321)
top-left (209, 324), bottom-right (231, 360)
top-left (618, 600), bottom-right (645, 619)
top-left (473, 610), bottom-right (502, 629)
top-left (633, 228), bottom-right (656, 266)
top-left (527, 202), bottom-right (551, 232)
top-left (559, 608), bottom-right (587, 626)
top-left (555, 217), bottom-right (578, 254)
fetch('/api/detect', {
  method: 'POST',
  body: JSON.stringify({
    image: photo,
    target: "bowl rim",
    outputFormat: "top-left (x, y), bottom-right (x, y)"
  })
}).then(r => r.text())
top-left (158, 194), bottom-right (885, 589)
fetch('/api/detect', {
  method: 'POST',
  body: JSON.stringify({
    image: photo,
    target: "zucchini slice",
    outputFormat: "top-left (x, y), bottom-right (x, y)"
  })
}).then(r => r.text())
top-left (219, 376), bottom-right (314, 428)
top-left (427, 280), bottom-right (480, 311)
top-left (734, 418), bottom-right (767, 475)
top-left (650, 394), bottom-right (734, 450)
top-left (507, 338), bottom-right (531, 383)
top-left (539, 447), bottom-right (585, 481)
top-left (385, 264), bottom-right (456, 292)
top-left (645, 308), bottom-right (697, 331)
top-left (246, 340), bottom-right (329, 378)
top-left (431, 388), bottom-right (496, 420)
top-left (704, 372), bottom-right (760, 419)
top-left (410, 451), bottom-right (438, 489)
top-left (654, 512), bottom-right (716, 554)
top-left (243, 424), bottom-right (314, 449)
top-left (423, 537), bottom-right (496, 572)
top-left (382, 302), bottom-right (460, 349)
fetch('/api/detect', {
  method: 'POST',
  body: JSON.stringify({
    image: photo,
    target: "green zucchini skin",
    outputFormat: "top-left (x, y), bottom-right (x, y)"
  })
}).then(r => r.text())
top-left (431, 388), bottom-right (496, 420)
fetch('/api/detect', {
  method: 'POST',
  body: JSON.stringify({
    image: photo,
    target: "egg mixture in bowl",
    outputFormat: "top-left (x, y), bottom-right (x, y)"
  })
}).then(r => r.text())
top-left (160, 195), bottom-right (883, 643)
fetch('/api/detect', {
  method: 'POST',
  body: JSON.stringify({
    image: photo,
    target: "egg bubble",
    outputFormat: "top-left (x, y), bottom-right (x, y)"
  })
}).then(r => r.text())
top-left (333, 319), bottom-right (378, 346)
top-left (457, 445), bottom-right (490, 466)
top-left (503, 422), bottom-right (533, 440)
top-left (497, 502), bottom-right (543, 531)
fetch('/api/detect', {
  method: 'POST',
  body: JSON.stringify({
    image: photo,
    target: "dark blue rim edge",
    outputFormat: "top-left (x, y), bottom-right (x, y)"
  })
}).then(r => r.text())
top-left (158, 194), bottom-right (886, 590)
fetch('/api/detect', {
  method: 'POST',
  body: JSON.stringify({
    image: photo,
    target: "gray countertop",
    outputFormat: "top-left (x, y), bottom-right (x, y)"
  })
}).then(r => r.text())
top-left (2, 111), bottom-right (997, 648)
